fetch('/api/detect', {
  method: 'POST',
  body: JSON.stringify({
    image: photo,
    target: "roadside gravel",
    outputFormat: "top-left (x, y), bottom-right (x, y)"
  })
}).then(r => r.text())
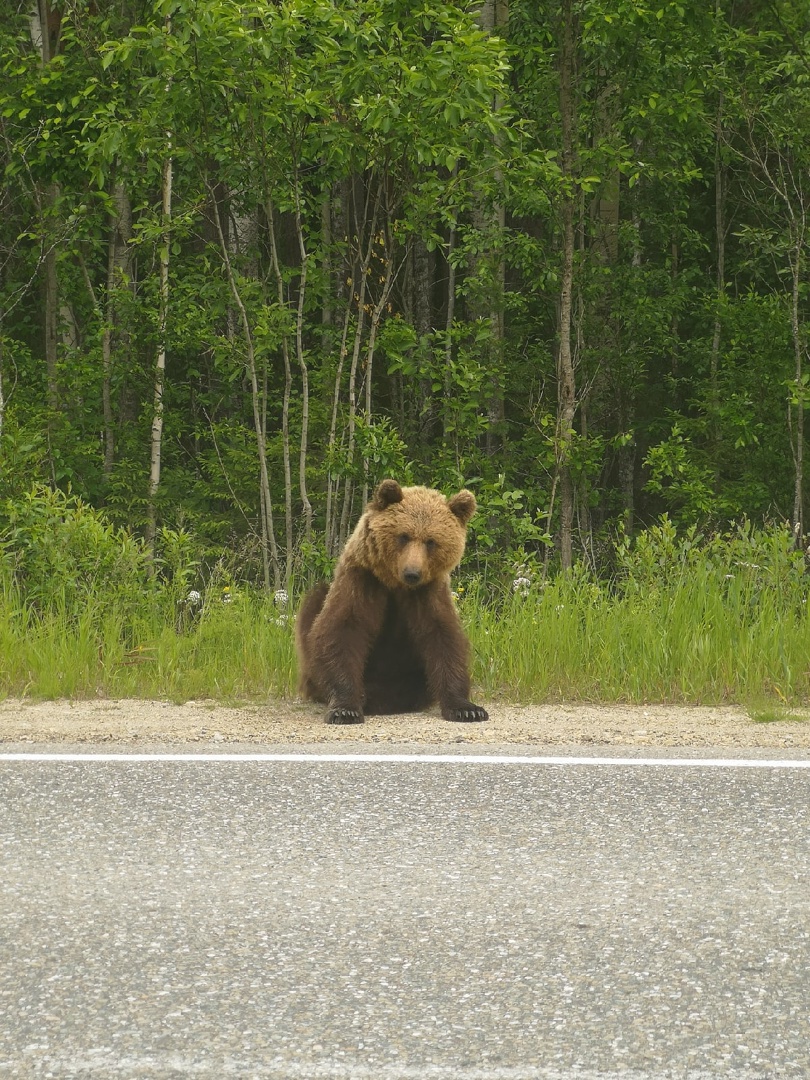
top-left (2, 696), bottom-right (810, 748)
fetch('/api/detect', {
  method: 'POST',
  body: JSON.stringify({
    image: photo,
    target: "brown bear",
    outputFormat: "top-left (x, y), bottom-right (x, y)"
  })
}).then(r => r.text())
top-left (296, 479), bottom-right (488, 725)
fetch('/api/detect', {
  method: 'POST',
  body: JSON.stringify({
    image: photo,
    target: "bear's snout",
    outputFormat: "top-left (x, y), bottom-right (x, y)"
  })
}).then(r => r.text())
top-left (402, 568), bottom-right (422, 586)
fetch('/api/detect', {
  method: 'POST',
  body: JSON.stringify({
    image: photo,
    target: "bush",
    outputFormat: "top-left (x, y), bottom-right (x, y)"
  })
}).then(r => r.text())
top-left (0, 485), bottom-right (152, 615)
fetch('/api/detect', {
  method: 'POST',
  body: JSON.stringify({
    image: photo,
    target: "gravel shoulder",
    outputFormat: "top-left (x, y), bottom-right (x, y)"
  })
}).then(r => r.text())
top-left (2, 696), bottom-right (810, 749)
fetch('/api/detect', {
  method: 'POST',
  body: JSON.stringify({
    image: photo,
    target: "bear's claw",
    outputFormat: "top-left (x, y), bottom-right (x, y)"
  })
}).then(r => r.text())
top-left (326, 707), bottom-right (365, 725)
top-left (445, 704), bottom-right (489, 723)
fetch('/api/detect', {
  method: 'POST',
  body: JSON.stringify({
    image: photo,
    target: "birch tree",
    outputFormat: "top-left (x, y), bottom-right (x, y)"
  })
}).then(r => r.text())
top-left (143, 15), bottom-right (173, 557)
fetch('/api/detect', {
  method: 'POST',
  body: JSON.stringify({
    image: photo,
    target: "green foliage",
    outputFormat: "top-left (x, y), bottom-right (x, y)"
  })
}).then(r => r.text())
top-left (2, 0), bottom-right (810, 591)
top-left (643, 426), bottom-right (718, 522)
top-left (330, 416), bottom-right (413, 487)
top-left (156, 526), bottom-right (202, 605)
top-left (466, 520), bottom-right (810, 706)
top-left (748, 707), bottom-right (808, 725)
top-left (614, 516), bottom-right (807, 598)
top-left (0, 486), bottom-right (151, 615)
top-left (1, 512), bottom-right (808, 708)
top-left (466, 474), bottom-right (551, 563)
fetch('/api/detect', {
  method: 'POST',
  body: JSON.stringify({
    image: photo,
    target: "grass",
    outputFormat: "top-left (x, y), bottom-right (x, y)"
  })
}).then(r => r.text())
top-left (3, 518), bottom-right (810, 708)
top-left (0, 583), bottom-right (295, 702)
top-left (747, 705), bottom-right (810, 724)
top-left (464, 558), bottom-right (810, 707)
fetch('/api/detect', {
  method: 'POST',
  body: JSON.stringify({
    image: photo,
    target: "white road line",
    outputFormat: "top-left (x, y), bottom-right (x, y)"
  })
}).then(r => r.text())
top-left (0, 751), bottom-right (810, 767)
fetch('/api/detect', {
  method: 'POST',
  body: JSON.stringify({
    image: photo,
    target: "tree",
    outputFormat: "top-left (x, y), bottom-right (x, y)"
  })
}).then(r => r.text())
top-left (3, 0), bottom-right (810, 581)
top-left (729, 15), bottom-right (810, 536)
top-left (144, 14), bottom-right (174, 558)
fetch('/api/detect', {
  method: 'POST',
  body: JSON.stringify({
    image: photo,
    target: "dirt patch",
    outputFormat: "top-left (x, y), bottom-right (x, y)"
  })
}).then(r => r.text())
top-left (2, 697), bottom-right (810, 749)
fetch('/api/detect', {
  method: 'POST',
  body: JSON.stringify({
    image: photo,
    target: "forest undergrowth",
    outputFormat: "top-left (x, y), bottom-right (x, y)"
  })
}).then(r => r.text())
top-left (2, 488), bottom-right (809, 709)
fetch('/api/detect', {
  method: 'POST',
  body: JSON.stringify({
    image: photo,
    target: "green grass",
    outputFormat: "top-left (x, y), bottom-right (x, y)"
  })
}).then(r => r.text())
top-left (3, 519), bottom-right (810, 708)
top-left (0, 584), bottom-right (295, 702)
top-left (747, 706), bottom-right (810, 724)
top-left (464, 560), bottom-right (810, 706)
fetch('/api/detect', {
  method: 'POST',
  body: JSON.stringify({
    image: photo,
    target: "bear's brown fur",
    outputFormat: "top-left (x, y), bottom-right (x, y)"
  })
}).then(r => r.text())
top-left (296, 479), bottom-right (488, 725)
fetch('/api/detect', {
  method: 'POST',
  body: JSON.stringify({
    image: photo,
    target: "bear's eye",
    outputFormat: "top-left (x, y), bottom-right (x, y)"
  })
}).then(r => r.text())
top-left (398, 533), bottom-right (411, 547)
top-left (425, 538), bottom-right (437, 553)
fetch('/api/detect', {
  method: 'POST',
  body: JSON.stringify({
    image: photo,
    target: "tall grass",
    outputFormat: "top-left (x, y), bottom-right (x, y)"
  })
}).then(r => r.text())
top-left (0, 485), bottom-right (295, 701)
top-left (467, 519), bottom-right (810, 704)
top-left (2, 508), bottom-right (810, 706)
top-left (467, 567), bottom-right (810, 703)
top-left (0, 579), bottom-right (295, 701)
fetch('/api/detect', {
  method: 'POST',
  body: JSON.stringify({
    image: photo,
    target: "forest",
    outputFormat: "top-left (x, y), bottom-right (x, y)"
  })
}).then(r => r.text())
top-left (1, 0), bottom-right (809, 599)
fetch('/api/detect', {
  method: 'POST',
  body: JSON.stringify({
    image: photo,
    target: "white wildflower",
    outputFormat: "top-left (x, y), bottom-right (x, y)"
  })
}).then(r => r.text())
top-left (512, 576), bottom-right (532, 597)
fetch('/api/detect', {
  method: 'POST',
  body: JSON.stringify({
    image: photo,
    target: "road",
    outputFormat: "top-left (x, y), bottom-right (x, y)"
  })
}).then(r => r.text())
top-left (1, 746), bottom-right (810, 1079)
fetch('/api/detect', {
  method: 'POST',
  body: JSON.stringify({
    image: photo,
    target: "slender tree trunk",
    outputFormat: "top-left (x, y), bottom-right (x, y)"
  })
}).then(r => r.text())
top-left (293, 183), bottom-right (313, 542)
top-left (360, 216), bottom-right (397, 504)
top-left (740, 106), bottom-right (807, 539)
top-left (101, 226), bottom-right (117, 482)
top-left (325, 297), bottom-right (355, 555)
top-left (43, 197), bottom-right (60, 488)
top-left (143, 12), bottom-right (176, 556)
top-left (471, 0), bottom-right (507, 456)
top-left (101, 179), bottom-right (132, 484)
top-left (0, 335), bottom-right (4, 441)
top-left (411, 235), bottom-right (436, 446)
top-left (76, 177), bottom-right (133, 492)
top-left (266, 200), bottom-right (294, 586)
top-left (338, 181), bottom-right (381, 545)
top-left (42, 207), bottom-right (59, 417)
top-left (443, 222), bottom-right (457, 457)
top-left (33, 6), bottom-right (58, 402)
top-left (619, 148), bottom-right (645, 536)
top-left (324, 176), bottom-right (362, 554)
top-left (591, 68), bottom-right (623, 537)
top-left (617, 410), bottom-right (635, 536)
top-left (210, 189), bottom-right (280, 590)
top-left (321, 187), bottom-right (333, 350)
top-left (31, 2), bottom-right (61, 468)
top-left (710, 92), bottom-right (726, 474)
top-left (790, 236), bottom-right (804, 537)
top-left (144, 151), bottom-right (173, 557)
top-left (338, 272), bottom-right (370, 544)
top-left (670, 235), bottom-right (680, 379)
top-left (556, 0), bottom-right (578, 571)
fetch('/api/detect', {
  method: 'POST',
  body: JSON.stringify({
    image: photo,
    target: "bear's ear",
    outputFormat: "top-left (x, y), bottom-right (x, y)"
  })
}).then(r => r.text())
top-left (370, 479), bottom-right (404, 510)
top-left (447, 489), bottom-right (476, 525)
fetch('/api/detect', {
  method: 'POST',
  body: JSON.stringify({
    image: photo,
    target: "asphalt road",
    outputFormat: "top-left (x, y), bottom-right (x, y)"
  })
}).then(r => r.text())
top-left (1, 747), bottom-right (810, 1079)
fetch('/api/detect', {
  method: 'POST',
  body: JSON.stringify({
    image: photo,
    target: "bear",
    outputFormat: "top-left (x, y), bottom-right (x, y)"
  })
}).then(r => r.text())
top-left (296, 479), bottom-right (489, 725)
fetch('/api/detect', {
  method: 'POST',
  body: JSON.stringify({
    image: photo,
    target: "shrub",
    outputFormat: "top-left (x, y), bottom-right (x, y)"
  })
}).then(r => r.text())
top-left (0, 485), bottom-right (151, 615)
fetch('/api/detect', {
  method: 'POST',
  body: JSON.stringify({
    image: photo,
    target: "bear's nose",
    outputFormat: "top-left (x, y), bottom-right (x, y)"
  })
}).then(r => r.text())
top-left (403, 568), bottom-right (422, 586)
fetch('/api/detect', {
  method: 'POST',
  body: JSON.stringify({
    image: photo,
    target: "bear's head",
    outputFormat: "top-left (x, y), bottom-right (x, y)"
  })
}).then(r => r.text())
top-left (359, 479), bottom-right (476, 590)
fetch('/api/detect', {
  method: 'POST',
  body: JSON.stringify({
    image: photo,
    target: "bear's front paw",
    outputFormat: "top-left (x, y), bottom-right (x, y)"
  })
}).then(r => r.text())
top-left (326, 706), bottom-right (365, 725)
top-left (443, 702), bottom-right (489, 723)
